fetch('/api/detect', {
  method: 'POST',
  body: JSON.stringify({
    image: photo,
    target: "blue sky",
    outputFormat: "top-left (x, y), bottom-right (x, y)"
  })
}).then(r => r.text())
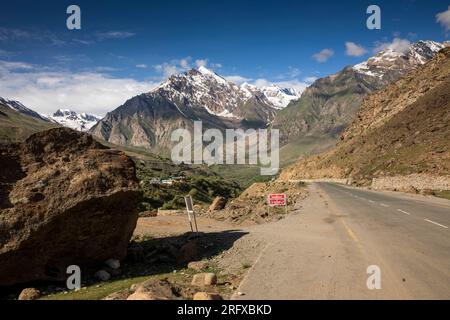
top-left (0, 0), bottom-right (449, 115)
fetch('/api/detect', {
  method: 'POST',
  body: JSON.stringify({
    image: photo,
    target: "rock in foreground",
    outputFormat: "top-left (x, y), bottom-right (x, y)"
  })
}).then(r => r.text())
top-left (0, 128), bottom-right (141, 286)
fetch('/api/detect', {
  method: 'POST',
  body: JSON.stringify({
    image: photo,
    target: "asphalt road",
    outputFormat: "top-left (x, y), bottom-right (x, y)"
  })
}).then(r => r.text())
top-left (233, 183), bottom-right (450, 300)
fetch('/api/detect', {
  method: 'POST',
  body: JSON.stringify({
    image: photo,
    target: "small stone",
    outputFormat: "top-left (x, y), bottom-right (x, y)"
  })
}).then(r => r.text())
top-left (127, 279), bottom-right (177, 300)
top-left (105, 259), bottom-right (120, 270)
top-left (130, 284), bottom-right (138, 292)
top-left (237, 292), bottom-right (245, 296)
top-left (95, 270), bottom-right (111, 282)
top-left (193, 292), bottom-right (223, 300)
top-left (18, 288), bottom-right (41, 300)
top-left (204, 273), bottom-right (217, 286)
top-left (191, 273), bottom-right (217, 287)
top-left (188, 261), bottom-right (209, 271)
top-left (103, 289), bottom-right (132, 300)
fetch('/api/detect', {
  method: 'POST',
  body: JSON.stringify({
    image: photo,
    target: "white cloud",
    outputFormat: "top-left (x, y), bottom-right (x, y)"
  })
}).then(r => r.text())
top-left (226, 68), bottom-right (315, 94)
top-left (287, 67), bottom-right (301, 78)
top-left (0, 27), bottom-right (30, 41)
top-left (273, 79), bottom-right (310, 94)
top-left (312, 49), bottom-right (334, 63)
top-left (0, 60), bottom-right (157, 116)
top-left (373, 38), bottom-right (411, 54)
top-left (153, 57), bottom-right (220, 78)
top-left (95, 31), bottom-right (136, 40)
top-left (154, 59), bottom-right (189, 78)
top-left (303, 76), bottom-right (318, 84)
top-left (253, 78), bottom-right (309, 95)
top-left (224, 75), bottom-right (252, 84)
top-left (94, 66), bottom-right (118, 72)
top-left (136, 64), bottom-right (148, 69)
top-left (345, 42), bottom-right (368, 57)
top-left (436, 6), bottom-right (450, 31)
top-left (195, 59), bottom-right (208, 68)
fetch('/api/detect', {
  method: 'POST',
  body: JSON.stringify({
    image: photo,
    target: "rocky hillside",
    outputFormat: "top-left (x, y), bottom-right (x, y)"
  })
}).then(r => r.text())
top-left (0, 128), bottom-right (141, 286)
top-left (207, 181), bottom-right (308, 224)
top-left (0, 97), bottom-right (50, 122)
top-left (0, 100), bottom-right (57, 143)
top-left (90, 66), bottom-right (299, 152)
top-left (273, 40), bottom-right (448, 145)
top-left (280, 47), bottom-right (450, 186)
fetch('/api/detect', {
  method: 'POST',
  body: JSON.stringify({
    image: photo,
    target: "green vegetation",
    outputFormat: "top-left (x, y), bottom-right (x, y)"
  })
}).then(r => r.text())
top-left (435, 190), bottom-right (450, 201)
top-left (41, 265), bottom-right (232, 300)
top-left (135, 160), bottom-right (242, 212)
top-left (279, 136), bottom-right (337, 168)
top-left (209, 164), bottom-right (272, 189)
top-left (41, 275), bottom-right (153, 300)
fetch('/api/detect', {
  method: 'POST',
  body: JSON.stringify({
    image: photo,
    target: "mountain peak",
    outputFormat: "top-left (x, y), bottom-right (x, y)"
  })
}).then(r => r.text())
top-left (0, 97), bottom-right (50, 122)
top-left (50, 109), bottom-right (101, 132)
top-left (197, 65), bottom-right (214, 75)
top-left (353, 40), bottom-right (448, 79)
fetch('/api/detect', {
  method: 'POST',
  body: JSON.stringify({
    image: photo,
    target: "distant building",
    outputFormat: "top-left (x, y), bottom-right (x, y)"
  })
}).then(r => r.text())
top-left (161, 179), bottom-right (174, 186)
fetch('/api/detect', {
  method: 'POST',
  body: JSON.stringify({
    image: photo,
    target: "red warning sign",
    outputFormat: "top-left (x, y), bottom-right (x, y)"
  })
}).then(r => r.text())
top-left (268, 194), bottom-right (287, 207)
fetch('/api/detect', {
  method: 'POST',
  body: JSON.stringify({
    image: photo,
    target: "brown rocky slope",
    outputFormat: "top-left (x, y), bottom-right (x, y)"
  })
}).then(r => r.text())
top-left (280, 48), bottom-right (450, 187)
top-left (0, 128), bottom-right (141, 286)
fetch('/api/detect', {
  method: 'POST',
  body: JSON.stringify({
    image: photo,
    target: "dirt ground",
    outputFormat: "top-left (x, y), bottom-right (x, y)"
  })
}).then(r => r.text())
top-left (134, 214), bottom-right (266, 278)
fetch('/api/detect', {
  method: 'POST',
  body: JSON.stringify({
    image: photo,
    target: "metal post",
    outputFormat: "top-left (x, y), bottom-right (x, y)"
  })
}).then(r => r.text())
top-left (192, 210), bottom-right (199, 234)
top-left (187, 211), bottom-right (194, 233)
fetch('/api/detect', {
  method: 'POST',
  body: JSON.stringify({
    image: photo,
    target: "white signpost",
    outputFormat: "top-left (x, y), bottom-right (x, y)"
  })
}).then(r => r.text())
top-left (184, 195), bottom-right (199, 234)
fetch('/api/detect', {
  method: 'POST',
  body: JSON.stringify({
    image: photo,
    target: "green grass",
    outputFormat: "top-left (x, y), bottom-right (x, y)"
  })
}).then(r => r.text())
top-left (279, 136), bottom-right (338, 168)
top-left (41, 275), bottom-right (154, 300)
top-left (209, 164), bottom-right (272, 189)
top-left (41, 264), bottom-right (233, 300)
top-left (435, 190), bottom-right (450, 201)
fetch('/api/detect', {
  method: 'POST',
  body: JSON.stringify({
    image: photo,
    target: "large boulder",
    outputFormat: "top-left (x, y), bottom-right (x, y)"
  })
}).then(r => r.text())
top-left (0, 128), bottom-right (141, 286)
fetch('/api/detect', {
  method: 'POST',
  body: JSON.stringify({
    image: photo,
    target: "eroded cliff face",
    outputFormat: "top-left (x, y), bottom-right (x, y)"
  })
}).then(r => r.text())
top-left (0, 128), bottom-right (141, 286)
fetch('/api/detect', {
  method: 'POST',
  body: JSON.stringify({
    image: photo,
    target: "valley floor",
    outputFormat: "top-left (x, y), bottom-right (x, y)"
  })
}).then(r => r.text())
top-left (38, 183), bottom-right (450, 300)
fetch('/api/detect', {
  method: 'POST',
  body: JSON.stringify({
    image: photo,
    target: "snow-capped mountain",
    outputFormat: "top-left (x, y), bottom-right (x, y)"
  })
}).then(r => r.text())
top-left (353, 40), bottom-right (449, 81)
top-left (50, 109), bottom-right (101, 132)
top-left (90, 66), bottom-right (300, 151)
top-left (94, 38), bottom-right (446, 152)
top-left (240, 82), bottom-right (300, 109)
top-left (155, 66), bottom-right (299, 119)
top-left (0, 97), bottom-right (50, 122)
top-left (155, 66), bottom-right (249, 119)
top-left (273, 40), bottom-right (448, 145)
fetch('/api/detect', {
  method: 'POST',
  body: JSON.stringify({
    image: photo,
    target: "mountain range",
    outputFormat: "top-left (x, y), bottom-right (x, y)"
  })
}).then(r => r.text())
top-left (91, 40), bottom-right (448, 155)
top-left (272, 40), bottom-right (449, 145)
top-left (49, 109), bottom-right (101, 132)
top-left (0, 97), bottom-right (50, 123)
top-left (280, 47), bottom-right (450, 185)
top-left (1, 40), bottom-right (448, 164)
top-left (90, 65), bottom-right (300, 152)
top-left (0, 98), bottom-right (56, 143)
